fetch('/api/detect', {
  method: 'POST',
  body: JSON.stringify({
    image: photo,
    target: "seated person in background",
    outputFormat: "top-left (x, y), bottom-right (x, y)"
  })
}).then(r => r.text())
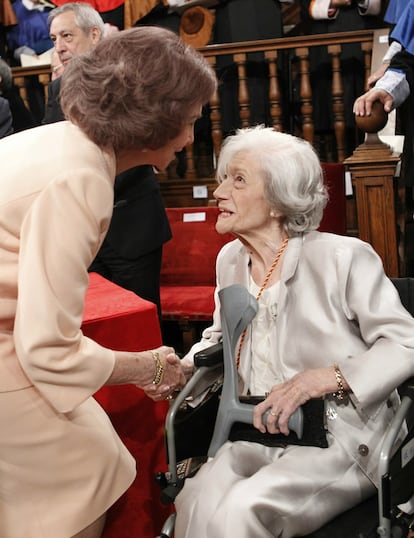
top-left (0, 93), bottom-right (13, 137)
top-left (6, 0), bottom-right (53, 63)
top-left (174, 126), bottom-right (414, 538)
top-left (0, 57), bottom-right (36, 131)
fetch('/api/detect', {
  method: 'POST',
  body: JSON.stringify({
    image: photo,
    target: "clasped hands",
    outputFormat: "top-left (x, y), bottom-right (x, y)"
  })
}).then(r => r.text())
top-left (143, 345), bottom-right (187, 401)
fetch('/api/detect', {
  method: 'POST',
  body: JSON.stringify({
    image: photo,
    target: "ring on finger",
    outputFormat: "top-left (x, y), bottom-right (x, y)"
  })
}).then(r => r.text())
top-left (270, 411), bottom-right (279, 417)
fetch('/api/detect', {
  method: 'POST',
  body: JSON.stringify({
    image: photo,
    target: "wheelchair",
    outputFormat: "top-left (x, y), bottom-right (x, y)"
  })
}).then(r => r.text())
top-left (156, 279), bottom-right (414, 538)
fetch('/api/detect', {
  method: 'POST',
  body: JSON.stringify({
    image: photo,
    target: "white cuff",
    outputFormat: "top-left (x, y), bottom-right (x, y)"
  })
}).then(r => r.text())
top-left (382, 41), bottom-right (403, 63)
top-left (309, 0), bottom-right (332, 20)
top-left (376, 69), bottom-right (410, 109)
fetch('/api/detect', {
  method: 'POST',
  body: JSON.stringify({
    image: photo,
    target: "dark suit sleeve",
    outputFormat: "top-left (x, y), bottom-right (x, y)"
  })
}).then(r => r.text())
top-left (104, 166), bottom-right (172, 259)
top-left (42, 78), bottom-right (65, 124)
top-left (0, 98), bottom-right (13, 138)
top-left (390, 50), bottom-right (414, 90)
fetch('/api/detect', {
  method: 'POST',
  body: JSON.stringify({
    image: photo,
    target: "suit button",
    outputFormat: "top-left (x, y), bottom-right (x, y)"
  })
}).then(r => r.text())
top-left (358, 444), bottom-right (369, 457)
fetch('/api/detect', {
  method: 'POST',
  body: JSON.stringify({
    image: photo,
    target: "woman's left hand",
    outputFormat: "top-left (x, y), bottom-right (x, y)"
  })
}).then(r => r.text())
top-left (252, 367), bottom-right (335, 435)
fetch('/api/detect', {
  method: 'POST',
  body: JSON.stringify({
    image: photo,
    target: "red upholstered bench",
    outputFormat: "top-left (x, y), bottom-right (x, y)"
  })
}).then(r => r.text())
top-left (161, 163), bottom-right (346, 348)
top-left (319, 162), bottom-right (346, 235)
top-left (160, 207), bottom-right (233, 342)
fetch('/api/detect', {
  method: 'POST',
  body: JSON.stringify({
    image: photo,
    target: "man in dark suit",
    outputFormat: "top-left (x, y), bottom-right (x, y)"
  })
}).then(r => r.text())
top-left (0, 95), bottom-right (13, 137)
top-left (0, 58), bottom-right (36, 132)
top-left (44, 2), bottom-right (171, 316)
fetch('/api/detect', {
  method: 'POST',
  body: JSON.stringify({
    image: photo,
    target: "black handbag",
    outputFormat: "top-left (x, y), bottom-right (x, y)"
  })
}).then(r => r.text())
top-left (229, 396), bottom-right (329, 449)
top-left (173, 386), bottom-right (328, 464)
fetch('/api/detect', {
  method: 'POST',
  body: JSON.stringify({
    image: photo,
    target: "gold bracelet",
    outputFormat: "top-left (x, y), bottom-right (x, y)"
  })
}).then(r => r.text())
top-left (332, 364), bottom-right (346, 401)
top-left (151, 351), bottom-right (164, 386)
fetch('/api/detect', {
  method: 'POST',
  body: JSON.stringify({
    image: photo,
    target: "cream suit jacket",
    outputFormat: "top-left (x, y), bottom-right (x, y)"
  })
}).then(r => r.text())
top-left (184, 232), bottom-right (414, 486)
top-left (0, 121), bottom-right (116, 410)
top-left (0, 122), bottom-right (139, 536)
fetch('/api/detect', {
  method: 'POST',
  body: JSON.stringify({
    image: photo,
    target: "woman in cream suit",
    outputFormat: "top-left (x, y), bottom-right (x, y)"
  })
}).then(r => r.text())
top-left (0, 27), bottom-right (216, 538)
top-left (175, 126), bottom-right (414, 537)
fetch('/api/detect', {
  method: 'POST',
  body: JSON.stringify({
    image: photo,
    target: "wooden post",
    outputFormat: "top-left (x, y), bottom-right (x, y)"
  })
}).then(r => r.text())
top-left (344, 135), bottom-right (401, 277)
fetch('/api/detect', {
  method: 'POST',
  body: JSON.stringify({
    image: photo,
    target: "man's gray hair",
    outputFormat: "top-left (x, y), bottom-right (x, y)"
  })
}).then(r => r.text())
top-left (48, 2), bottom-right (105, 38)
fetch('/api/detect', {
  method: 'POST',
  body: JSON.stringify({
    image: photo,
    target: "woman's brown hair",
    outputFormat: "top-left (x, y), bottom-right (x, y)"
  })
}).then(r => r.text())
top-left (60, 26), bottom-right (217, 151)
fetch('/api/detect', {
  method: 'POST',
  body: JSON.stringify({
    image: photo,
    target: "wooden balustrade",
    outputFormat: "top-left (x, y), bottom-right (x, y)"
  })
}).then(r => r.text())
top-left (156, 29), bottom-right (376, 207)
top-left (10, 29), bottom-right (406, 275)
top-left (11, 29), bottom-right (375, 184)
top-left (11, 64), bottom-right (51, 113)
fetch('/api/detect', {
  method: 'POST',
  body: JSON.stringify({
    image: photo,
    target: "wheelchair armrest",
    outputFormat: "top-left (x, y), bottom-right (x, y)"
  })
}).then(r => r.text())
top-left (194, 342), bottom-right (224, 368)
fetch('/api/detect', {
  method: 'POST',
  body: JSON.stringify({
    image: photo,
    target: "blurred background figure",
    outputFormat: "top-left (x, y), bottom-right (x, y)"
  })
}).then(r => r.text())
top-left (0, 90), bottom-right (12, 137)
top-left (211, 0), bottom-right (294, 136)
top-left (300, 0), bottom-right (384, 160)
top-left (6, 0), bottom-right (53, 64)
top-left (368, 0), bottom-right (412, 87)
top-left (0, 56), bottom-right (35, 132)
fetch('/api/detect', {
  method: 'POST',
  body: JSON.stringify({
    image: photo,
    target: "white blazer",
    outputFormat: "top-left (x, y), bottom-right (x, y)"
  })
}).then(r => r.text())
top-left (184, 231), bottom-right (414, 485)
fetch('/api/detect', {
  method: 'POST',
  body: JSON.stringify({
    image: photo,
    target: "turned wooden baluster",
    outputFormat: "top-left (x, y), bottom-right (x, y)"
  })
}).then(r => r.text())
top-left (13, 76), bottom-right (30, 111)
top-left (207, 56), bottom-right (223, 168)
top-left (39, 73), bottom-right (50, 104)
top-left (264, 49), bottom-right (282, 132)
top-left (295, 47), bottom-right (314, 145)
top-left (328, 44), bottom-right (346, 161)
top-left (185, 143), bottom-right (196, 180)
top-left (234, 52), bottom-right (250, 128)
top-left (361, 41), bottom-right (373, 88)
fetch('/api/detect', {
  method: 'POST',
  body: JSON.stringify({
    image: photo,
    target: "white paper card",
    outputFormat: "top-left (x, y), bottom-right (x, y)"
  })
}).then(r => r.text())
top-left (345, 171), bottom-right (353, 196)
top-left (20, 48), bottom-right (53, 67)
top-left (183, 212), bottom-right (207, 222)
top-left (193, 185), bottom-right (208, 199)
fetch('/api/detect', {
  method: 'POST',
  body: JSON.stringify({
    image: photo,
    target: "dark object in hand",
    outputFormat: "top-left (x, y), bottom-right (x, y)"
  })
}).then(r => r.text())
top-left (355, 100), bottom-right (388, 133)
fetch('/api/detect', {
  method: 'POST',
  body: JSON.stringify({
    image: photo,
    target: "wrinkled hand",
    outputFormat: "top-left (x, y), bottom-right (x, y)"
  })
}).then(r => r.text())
top-left (143, 347), bottom-right (186, 401)
top-left (252, 368), bottom-right (332, 436)
top-left (353, 88), bottom-right (394, 116)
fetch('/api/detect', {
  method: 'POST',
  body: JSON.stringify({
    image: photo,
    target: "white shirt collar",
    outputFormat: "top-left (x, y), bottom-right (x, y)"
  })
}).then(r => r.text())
top-left (22, 0), bottom-right (45, 12)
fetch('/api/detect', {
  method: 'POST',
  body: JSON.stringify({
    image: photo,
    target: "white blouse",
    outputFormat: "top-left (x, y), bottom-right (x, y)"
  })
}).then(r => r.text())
top-left (248, 276), bottom-right (282, 395)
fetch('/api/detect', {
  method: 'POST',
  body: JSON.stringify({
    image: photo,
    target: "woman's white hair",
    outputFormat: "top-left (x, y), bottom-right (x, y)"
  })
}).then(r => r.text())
top-left (216, 126), bottom-right (328, 235)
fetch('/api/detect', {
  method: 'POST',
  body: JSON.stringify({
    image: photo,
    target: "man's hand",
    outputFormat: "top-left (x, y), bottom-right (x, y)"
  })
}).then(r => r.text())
top-left (354, 88), bottom-right (394, 116)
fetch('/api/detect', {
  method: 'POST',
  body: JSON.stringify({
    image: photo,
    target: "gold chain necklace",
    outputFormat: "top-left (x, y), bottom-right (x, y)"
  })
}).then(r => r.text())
top-left (235, 237), bottom-right (289, 369)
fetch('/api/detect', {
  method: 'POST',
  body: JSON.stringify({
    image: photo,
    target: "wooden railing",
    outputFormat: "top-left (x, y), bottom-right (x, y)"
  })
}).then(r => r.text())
top-left (11, 64), bottom-right (51, 114)
top-left (10, 29), bottom-right (405, 275)
top-left (157, 29), bottom-right (376, 208)
top-left (11, 28), bottom-right (375, 175)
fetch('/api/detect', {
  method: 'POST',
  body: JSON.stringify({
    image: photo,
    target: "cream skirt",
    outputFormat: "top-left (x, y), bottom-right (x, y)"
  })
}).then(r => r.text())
top-left (0, 386), bottom-right (136, 537)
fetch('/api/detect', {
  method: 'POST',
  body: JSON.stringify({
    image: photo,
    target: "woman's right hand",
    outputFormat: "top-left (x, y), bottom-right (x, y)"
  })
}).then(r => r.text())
top-left (109, 345), bottom-right (186, 400)
top-left (142, 346), bottom-right (187, 401)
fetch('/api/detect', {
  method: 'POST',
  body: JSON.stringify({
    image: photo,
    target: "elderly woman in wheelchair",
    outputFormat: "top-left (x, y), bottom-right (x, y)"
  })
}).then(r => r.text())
top-left (170, 126), bottom-right (414, 538)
